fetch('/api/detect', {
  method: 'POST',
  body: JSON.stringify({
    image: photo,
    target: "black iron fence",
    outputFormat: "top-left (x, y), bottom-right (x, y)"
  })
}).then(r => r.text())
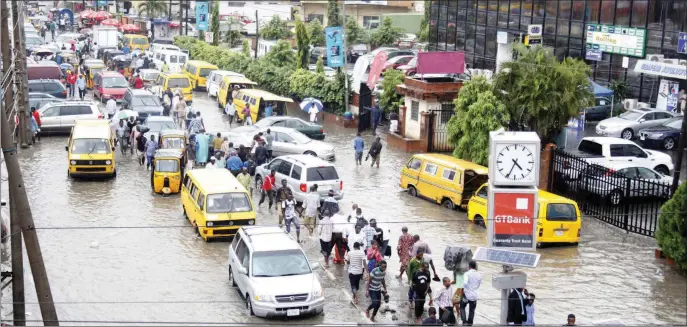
top-left (549, 149), bottom-right (672, 238)
top-left (427, 109), bottom-right (454, 152)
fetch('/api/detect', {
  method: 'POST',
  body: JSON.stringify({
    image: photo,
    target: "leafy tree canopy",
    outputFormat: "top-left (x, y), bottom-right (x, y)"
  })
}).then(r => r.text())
top-left (379, 69), bottom-right (405, 113)
top-left (264, 40), bottom-right (296, 67)
top-left (370, 17), bottom-right (404, 48)
top-left (326, 0), bottom-right (342, 27)
top-left (656, 182), bottom-right (687, 273)
top-left (137, 0), bottom-right (167, 18)
top-left (345, 16), bottom-right (366, 45)
top-left (295, 19), bottom-right (310, 70)
top-left (260, 15), bottom-right (293, 40)
top-left (210, 1), bottom-right (220, 46)
top-left (307, 18), bottom-right (325, 47)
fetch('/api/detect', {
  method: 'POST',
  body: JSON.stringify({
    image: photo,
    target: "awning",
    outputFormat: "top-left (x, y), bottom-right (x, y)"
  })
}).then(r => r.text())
top-left (634, 59), bottom-right (687, 80)
top-left (589, 79), bottom-right (613, 97)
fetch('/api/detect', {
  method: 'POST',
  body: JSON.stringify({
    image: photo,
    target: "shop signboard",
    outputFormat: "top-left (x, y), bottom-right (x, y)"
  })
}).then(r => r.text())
top-left (487, 189), bottom-right (538, 250)
top-left (586, 24), bottom-right (646, 57)
top-left (634, 60), bottom-right (687, 80)
top-left (585, 49), bottom-right (602, 61)
top-left (678, 32), bottom-right (687, 54)
top-left (527, 24), bottom-right (542, 45)
top-left (196, 1), bottom-right (209, 31)
top-left (657, 79), bottom-right (680, 112)
top-left (324, 26), bottom-right (344, 68)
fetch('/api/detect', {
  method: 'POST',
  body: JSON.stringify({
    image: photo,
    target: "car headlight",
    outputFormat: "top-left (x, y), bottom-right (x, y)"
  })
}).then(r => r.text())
top-left (248, 219), bottom-right (255, 225)
top-left (647, 133), bottom-right (664, 139)
top-left (105, 160), bottom-right (112, 165)
top-left (254, 293), bottom-right (272, 302)
top-left (206, 221), bottom-right (213, 227)
top-left (311, 284), bottom-right (323, 299)
top-left (70, 160), bottom-right (76, 165)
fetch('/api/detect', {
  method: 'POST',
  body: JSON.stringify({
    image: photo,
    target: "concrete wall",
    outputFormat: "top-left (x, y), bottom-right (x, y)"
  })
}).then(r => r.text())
top-left (404, 96), bottom-right (439, 140)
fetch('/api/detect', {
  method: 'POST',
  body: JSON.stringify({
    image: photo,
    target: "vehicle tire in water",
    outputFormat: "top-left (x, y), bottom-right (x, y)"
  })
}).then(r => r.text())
top-left (228, 267), bottom-right (236, 287)
top-left (246, 296), bottom-right (255, 316)
top-left (475, 215), bottom-right (486, 227)
top-left (408, 185), bottom-right (418, 197)
top-left (654, 165), bottom-right (670, 176)
top-left (621, 128), bottom-right (634, 140)
top-left (304, 151), bottom-right (317, 157)
top-left (442, 198), bottom-right (455, 210)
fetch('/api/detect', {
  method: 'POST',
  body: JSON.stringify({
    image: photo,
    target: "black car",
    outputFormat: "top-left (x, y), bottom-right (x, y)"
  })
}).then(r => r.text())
top-left (29, 92), bottom-right (66, 110)
top-left (639, 117), bottom-right (684, 151)
top-left (309, 46), bottom-right (327, 65)
top-left (27, 79), bottom-right (67, 98)
top-left (347, 44), bottom-right (369, 63)
top-left (122, 89), bottom-right (164, 121)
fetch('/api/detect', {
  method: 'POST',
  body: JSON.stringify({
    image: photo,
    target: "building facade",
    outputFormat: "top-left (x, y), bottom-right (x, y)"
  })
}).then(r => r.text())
top-left (428, 0), bottom-right (687, 103)
top-left (301, 0), bottom-right (415, 29)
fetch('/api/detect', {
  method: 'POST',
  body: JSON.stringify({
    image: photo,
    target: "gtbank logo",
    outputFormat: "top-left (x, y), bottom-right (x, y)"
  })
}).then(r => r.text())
top-left (494, 215), bottom-right (531, 224)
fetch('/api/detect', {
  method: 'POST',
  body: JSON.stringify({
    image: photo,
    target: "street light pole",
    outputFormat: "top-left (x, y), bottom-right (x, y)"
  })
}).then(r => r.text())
top-left (341, 1), bottom-right (349, 113)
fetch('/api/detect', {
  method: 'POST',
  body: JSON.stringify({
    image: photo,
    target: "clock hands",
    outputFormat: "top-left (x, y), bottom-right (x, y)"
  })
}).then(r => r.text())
top-left (512, 158), bottom-right (523, 171)
top-left (505, 161), bottom-right (517, 179)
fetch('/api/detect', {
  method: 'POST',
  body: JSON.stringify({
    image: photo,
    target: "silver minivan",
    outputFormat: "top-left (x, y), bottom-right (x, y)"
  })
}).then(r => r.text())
top-left (228, 226), bottom-right (324, 318)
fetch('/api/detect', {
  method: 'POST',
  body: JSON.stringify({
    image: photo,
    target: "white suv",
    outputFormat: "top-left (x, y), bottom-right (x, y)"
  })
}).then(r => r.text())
top-left (38, 101), bottom-right (104, 132)
top-left (254, 155), bottom-right (344, 204)
top-left (229, 226), bottom-right (324, 318)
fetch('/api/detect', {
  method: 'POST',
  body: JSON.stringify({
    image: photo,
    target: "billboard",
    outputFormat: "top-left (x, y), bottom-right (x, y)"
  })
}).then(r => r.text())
top-left (367, 51), bottom-right (388, 90)
top-left (324, 26), bottom-right (344, 68)
top-left (487, 189), bottom-right (538, 250)
top-left (586, 24), bottom-right (646, 57)
top-left (196, 1), bottom-right (209, 31)
top-left (416, 52), bottom-right (465, 75)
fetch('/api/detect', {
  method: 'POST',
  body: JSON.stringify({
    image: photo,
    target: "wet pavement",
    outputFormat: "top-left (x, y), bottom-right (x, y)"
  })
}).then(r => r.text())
top-left (2, 90), bottom-right (686, 326)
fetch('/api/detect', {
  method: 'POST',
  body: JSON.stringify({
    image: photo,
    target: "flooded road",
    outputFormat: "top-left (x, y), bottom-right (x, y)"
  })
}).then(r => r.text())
top-left (4, 91), bottom-right (686, 326)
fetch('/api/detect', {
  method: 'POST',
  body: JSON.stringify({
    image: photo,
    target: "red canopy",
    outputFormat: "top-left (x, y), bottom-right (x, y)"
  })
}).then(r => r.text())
top-left (65, 39), bottom-right (78, 44)
top-left (79, 9), bottom-right (95, 19)
top-left (119, 24), bottom-right (140, 32)
top-left (100, 18), bottom-right (120, 27)
top-left (168, 21), bottom-right (180, 28)
top-left (91, 11), bottom-right (112, 21)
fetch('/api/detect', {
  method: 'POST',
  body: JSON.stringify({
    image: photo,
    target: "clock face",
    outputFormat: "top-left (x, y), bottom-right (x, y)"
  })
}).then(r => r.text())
top-left (495, 144), bottom-right (536, 181)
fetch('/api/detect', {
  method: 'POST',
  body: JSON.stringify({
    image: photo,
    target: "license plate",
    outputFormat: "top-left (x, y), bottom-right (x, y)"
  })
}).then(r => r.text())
top-left (555, 230), bottom-right (565, 237)
top-left (640, 135), bottom-right (645, 141)
top-left (286, 309), bottom-right (300, 316)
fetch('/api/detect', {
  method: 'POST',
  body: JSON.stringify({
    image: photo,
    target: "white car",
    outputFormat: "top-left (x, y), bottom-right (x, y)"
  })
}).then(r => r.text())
top-left (242, 126), bottom-right (335, 161)
top-left (38, 101), bottom-right (104, 132)
top-left (206, 70), bottom-right (245, 98)
top-left (229, 226), bottom-right (324, 318)
top-left (596, 108), bottom-right (676, 140)
top-left (307, 65), bottom-right (336, 80)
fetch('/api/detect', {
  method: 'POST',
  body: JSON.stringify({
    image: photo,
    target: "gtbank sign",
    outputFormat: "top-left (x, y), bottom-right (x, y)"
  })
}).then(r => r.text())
top-left (492, 192), bottom-right (536, 248)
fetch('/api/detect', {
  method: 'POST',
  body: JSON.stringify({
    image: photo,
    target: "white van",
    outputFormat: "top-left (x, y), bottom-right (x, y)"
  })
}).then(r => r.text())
top-left (152, 50), bottom-right (188, 73)
top-left (207, 70), bottom-right (245, 98)
top-left (151, 44), bottom-right (181, 55)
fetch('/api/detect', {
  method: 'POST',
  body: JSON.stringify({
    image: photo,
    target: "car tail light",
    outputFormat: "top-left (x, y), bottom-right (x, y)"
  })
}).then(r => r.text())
top-left (577, 229), bottom-right (580, 237)
top-left (61, 90), bottom-right (67, 95)
top-left (320, 128), bottom-right (324, 134)
top-left (563, 160), bottom-right (571, 169)
top-left (97, 114), bottom-right (104, 119)
top-left (340, 180), bottom-right (343, 190)
top-left (300, 183), bottom-right (307, 192)
top-left (605, 169), bottom-right (616, 177)
top-left (538, 228), bottom-right (543, 237)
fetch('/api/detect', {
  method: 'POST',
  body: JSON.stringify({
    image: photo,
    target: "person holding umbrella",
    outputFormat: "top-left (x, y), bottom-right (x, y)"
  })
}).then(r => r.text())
top-left (300, 98), bottom-right (323, 123)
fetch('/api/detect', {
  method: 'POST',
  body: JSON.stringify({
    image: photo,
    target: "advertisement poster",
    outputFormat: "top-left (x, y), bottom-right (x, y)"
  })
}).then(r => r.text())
top-left (657, 79), bottom-right (679, 111)
top-left (366, 52), bottom-right (388, 90)
top-left (324, 26), bottom-right (344, 68)
top-left (490, 192), bottom-right (537, 249)
top-left (196, 1), bottom-right (209, 31)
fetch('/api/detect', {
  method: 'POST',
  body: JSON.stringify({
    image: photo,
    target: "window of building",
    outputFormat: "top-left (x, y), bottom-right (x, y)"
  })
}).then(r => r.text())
top-left (363, 16), bottom-right (379, 29)
top-left (571, 0), bottom-right (585, 21)
top-left (410, 101), bottom-right (419, 121)
top-left (558, 0), bottom-right (572, 19)
top-left (306, 14), bottom-right (323, 23)
top-left (600, 0), bottom-right (615, 24)
top-left (439, 102), bottom-right (454, 124)
top-left (631, 0), bottom-right (648, 27)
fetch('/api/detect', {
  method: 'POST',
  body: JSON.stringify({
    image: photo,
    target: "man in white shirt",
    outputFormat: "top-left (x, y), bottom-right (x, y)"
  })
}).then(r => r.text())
top-left (345, 241), bottom-right (366, 304)
top-left (225, 101), bottom-right (236, 126)
top-left (461, 260), bottom-right (482, 326)
top-left (347, 224), bottom-right (366, 253)
top-left (136, 56), bottom-right (144, 69)
top-left (106, 98), bottom-right (117, 118)
top-left (205, 157), bottom-right (217, 168)
top-left (434, 277), bottom-right (457, 325)
top-left (309, 106), bottom-right (319, 123)
top-left (302, 184), bottom-right (320, 235)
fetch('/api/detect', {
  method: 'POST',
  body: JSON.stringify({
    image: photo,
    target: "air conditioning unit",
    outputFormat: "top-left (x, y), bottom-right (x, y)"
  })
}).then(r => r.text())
top-left (680, 60), bottom-right (687, 66)
top-left (623, 99), bottom-right (638, 110)
top-left (638, 102), bottom-right (651, 109)
top-left (646, 54), bottom-right (664, 61)
top-left (662, 58), bottom-right (679, 64)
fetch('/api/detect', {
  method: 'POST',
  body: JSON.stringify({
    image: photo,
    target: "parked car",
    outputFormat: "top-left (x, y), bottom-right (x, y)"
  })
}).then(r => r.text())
top-left (37, 101), bottom-right (104, 132)
top-left (142, 116), bottom-right (178, 141)
top-left (576, 163), bottom-right (673, 205)
top-left (233, 116), bottom-right (326, 140)
top-left (122, 89), bottom-right (164, 121)
top-left (639, 116), bottom-right (684, 151)
top-left (309, 46), bottom-right (327, 64)
top-left (25, 35), bottom-right (44, 48)
top-left (395, 33), bottom-right (417, 48)
top-left (243, 126), bottom-right (334, 161)
top-left (584, 96), bottom-right (622, 121)
top-left (29, 92), bottom-right (65, 110)
top-left (92, 71), bottom-right (128, 103)
top-left (28, 62), bottom-right (64, 82)
top-left (559, 137), bottom-right (674, 178)
top-left (254, 155), bottom-right (343, 204)
top-left (347, 44), bottom-right (369, 63)
top-left (27, 79), bottom-right (67, 98)
top-left (596, 108), bottom-right (676, 140)
top-left (307, 65), bottom-right (336, 79)
top-left (397, 57), bottom-right (418, 75)
top-left (207, 70), bottom-right (244, 98)
top-left (228, 226), bottom-right (324, 318)
top-left (381, 55), bottom-right (415, 73)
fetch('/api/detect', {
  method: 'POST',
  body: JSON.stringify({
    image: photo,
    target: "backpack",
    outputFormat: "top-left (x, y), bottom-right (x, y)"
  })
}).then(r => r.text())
top-left (186, 111), bottom-right (193, 120)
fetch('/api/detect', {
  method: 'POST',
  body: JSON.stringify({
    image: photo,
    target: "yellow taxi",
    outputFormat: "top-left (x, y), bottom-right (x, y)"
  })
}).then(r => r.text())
top-left (66, 120), bottom-right (116, 178)
top-left (232, 89), bottom-right (293, 124)
top-left (181, 169), bottom-right (256, 241)
top-left (400, 153), bottom-right (489, 209)
top-left (123, 34), bottom-right (150, 51)
top-left (182, 60), bottom-right (218, 90)
top-left (217, 75), bottom-right (257, 108)
top-left (467, 183), bottom-right (582, 245)
top-left (155, 72), bottom-right (193, 103)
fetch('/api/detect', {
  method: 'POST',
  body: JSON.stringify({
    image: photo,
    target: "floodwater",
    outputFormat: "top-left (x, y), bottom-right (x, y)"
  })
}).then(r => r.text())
top-left (2, 91), bottom-right (685, 326)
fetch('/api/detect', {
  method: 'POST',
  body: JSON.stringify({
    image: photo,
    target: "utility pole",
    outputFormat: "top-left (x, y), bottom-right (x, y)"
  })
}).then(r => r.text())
top-left (12, 0), bottom-right (29, 148)
top-left (673, 55), bottom-right (687, 194)
top-left (341, 1), bottom-right (349, 113)
top-left (254, 10), bottom-right (258, 59)
top-left (2, 0), bottom-right (15, 142)
top-left (168, 0), bottom-right (172, 20)
top-left (184, 0), bottom-right (188, 35)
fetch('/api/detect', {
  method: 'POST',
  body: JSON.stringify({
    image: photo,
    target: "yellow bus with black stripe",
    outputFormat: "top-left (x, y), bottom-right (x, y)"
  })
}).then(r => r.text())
top-left (400, 153), bottom-right (489, 210)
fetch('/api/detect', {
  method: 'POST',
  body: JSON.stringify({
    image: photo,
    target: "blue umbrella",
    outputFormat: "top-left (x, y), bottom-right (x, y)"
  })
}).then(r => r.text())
top-left (300, 97), bottom-right (323, 113)
top-left (59, 63), bottom-right (73, 72)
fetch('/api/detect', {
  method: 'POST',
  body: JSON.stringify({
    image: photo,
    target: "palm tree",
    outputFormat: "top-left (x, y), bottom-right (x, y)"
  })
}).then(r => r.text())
top-left (137, 0), bottom-right (168, 38)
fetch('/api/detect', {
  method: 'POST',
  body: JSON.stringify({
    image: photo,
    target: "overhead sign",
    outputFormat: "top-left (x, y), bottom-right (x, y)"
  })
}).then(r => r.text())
top-left (324, 26), bottom-right (344, 68)
top-left (586, 24), bottom-right (646, 57)
top-left (634, 60), bottom-right (687, 80)
top-left (367, 51), bottom-right (388, 90)
top-left (657, 79), bottom-right (680, 112)
top-left (487, 190), bottom-right (538, 250)
top-left (527, 24), bottom-right (542, 45)
top-left (678, 32), bottom-right (687, 54)
top-left (416, 52), bottom-right (465, 75)
top-left (585, 49), bottom-right (602, 61)
top-left (196, 1), bottom-right (209, 31)
top-left (97, 0), bottom-right (108, 7)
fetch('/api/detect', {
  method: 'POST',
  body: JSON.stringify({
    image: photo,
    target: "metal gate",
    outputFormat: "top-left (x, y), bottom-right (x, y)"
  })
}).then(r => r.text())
top-left (549, 149), bottom-right (671, 237)
top-left (358, 83), bottom-right (372, 132)
top-left (427, 109), bottom-right (454, 152)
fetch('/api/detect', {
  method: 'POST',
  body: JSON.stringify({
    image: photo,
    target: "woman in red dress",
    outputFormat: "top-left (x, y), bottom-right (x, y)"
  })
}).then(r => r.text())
top-left (396, 226), bottom-right (414, 280)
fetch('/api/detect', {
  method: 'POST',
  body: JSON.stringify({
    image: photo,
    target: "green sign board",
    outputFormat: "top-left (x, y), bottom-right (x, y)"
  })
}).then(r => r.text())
top-left (585, 24), bottom-right (646, 57)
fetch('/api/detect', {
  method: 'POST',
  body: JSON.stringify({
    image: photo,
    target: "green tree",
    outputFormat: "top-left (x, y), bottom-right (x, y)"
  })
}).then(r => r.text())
top-left (295, 19), bottom-right (310, 70)
top-left (370, 17), bottom-right (404, 48)
top-left (137, 0), bottom-right (168, 38)
top-left (260, 15), bottom-right (293, 40)
top-left (307, 18), bottom-right (325, 47)
top-left (419, 0), bottom-right (430, 42)
top-left (264, 40), bottom-right (296, 67)
top-left (242, 39), bottom-right (251, 57)
top-left (316, 56), bottom-right (325, 73)
top-left (492, 44), bottom-right (593, 143)
top-left (345, 16), bottom-right (365, 45)
top-left (656, 183), bottom-right (687, 273)
top-left (446, 77), bottom-right (510, 166)
top-left (223, 17), bottom-right (244, 47)
top-left (210, 1), bottom-right (220, 46)
top-left (379, 69), bottom-right (405, 113)
top-left (326, 0), bottom-right (342, 27)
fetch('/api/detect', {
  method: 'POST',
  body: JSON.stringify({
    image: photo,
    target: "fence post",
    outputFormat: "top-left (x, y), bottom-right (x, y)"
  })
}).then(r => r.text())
top-left (546, 145), bottom-right (556, 191)
top-left (426, 111), bottom-right (434, 152)
top-left (623, 177), bottom-right (632, 232)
